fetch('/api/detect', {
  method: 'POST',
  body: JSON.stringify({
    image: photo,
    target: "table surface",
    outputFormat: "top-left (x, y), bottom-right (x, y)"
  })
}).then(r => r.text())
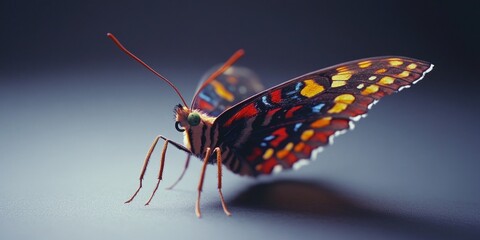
top-left (1, 69), bottom-right (479, 240)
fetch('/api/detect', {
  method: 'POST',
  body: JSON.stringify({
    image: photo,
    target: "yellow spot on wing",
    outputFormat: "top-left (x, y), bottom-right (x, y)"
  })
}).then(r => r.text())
top-left (336, 66), bottom-right (349, 72)
top-left (331, 80), bottom-right (347, 88)
top-left (379, 76), bottom-right (395, 85)
top-left (334, 94), bottom-right (355, 104)
top-left (301, 79), bottom-right (325, 98)
top-left (397, 71), bottom-right (410, 78)
top-left (311, 117), bottom-right (332, 128)
top-left (389, 59), bottom-right (403, 66)
top-left (407, 63), bottom-right (417, 70)
top-left (211, 80), bottom-right (234, 102)
top-left (277, 142), bottom-right (294, 158)
top-left (301, 129), bottom-right (315, 141)
top-left (328, 102), bottom-right (348, 114)
top-left (332, 73), bottom-right (352, 81)
top-left (263, 148), bottom-right (274, 160)
top-left (284, 142), bottom-right (293, 151)
top-left (358, 61), bottom-right (372, 68)
top-left (361, 84), bottom-right (379, 95)
top-left (375, 68), bottom-right (387, 74)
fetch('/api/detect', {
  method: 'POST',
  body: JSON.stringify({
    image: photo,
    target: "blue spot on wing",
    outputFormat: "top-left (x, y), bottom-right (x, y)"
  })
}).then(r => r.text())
top-left (295, 82), bottom-right (302, 91)
top-left (262, 96), bottom-right (271, 106)
top-left (199, 92), bottom-right (212, 102)
top-left (284, 88), bottom-right (300, 100)
top-left (312, 103), bottom-right (325, 113)
top-left (285, 90), bottom-right (297, 96)
top-left (264, 135), bottom-right (275, 141)
top-left (294, 123), bottom-right (303, 132)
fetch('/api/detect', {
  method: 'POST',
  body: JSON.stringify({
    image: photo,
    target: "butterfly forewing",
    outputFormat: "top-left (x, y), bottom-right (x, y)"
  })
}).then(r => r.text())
top-left (213, 56), bottom-right (433, 176)
top-left (192, 66), bottom-right (264, 117)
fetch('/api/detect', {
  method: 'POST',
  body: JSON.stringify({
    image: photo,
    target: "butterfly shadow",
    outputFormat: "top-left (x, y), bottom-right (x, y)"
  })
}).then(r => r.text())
top-left (230, 179), bottom-right (479, 239)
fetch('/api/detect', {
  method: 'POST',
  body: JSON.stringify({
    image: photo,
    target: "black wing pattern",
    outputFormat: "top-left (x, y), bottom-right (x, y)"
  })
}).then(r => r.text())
top-left (210, 56), bottom-right (433, 176)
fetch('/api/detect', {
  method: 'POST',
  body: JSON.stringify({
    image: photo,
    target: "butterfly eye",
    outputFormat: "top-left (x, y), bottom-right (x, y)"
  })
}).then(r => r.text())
top-left (187, 112), bottom-right (201, 126)
top-left (175, 121), bottom-right (185, 132)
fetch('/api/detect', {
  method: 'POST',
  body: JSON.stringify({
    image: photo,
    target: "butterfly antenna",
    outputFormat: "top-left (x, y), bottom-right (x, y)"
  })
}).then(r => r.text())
top-left (107, 33), bottom-right (189, 107)
top-left (190, 49), bottom-right (245, 108)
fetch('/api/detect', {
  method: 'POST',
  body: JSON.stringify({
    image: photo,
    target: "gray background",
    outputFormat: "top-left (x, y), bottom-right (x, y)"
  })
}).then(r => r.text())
top-left (1, 1), bottom-right (479, 239)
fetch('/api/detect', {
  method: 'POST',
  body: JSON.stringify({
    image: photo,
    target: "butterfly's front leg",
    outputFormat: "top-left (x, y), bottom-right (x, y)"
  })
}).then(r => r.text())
top-left (125, 135), bottom-right (190, 204)
top-left (144, 139), bottom-right (168, 206)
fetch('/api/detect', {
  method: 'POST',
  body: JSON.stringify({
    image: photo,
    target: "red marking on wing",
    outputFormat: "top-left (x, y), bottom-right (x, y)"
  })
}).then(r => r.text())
top-left (312, 130), bottom-right (334, 143)
top-left (261, 158), bottom-right (277, 174)
top-left (285, 105), bottom-right (302, 118)
top-left (267, 107), bottom-right (281, 117)
top-left (224, 103), bottom-right (258, 126)
top-left (243, 103), bottom-right (258, 117)
top-left (198, 99), bottom-right (214, 111)
top-left (330, 119), bottom-right (350, 129)
top-left (271, 89), bottom-right (282, 104)
top-left (285, 153), bottom-right (297, 165)
top-left (370, 89), bottom-right (391, 99)
top-left (300, 144), bottom-right (313, 156)
top-left (355, 97), bottom-right (372, 106)
top-left (342, 108), bottom-right (365, 116)
top-left (270, 127), bottom-right (288, 147)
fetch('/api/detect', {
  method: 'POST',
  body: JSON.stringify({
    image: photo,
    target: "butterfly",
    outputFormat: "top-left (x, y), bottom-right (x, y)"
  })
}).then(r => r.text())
top-left (107, 33), bottom-right (434, 218)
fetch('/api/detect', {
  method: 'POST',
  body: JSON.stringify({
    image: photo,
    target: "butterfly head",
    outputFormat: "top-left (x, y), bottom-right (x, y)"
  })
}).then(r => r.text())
top-left (174, 104), bottom-right (214, 133)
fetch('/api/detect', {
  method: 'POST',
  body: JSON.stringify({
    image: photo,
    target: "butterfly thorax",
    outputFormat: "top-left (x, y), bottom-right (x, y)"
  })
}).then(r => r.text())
top-left (175, 105), bottom-right (217, 159)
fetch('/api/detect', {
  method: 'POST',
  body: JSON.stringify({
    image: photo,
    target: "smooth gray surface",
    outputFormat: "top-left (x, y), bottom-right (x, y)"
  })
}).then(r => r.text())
top-left (1, 1), bottom-right (479, 239)
top-left (1, 70), bottom-right (479, 240)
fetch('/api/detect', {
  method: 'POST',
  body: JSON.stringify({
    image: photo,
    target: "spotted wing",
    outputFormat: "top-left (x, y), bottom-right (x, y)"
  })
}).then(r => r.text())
top-left (192, 66), bottom-right (264, 117)
top-left (212, 56), bottom-right (433, 176)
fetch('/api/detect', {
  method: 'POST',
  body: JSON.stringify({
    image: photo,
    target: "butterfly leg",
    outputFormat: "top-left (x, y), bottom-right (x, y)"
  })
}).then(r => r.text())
top-left (195, 147), bottom-right (212, 218)
top-left (143, 139), bottom-right (169, 206)
top-left (145, 138), bottom-right (192, 205)
top-left (125, 135), bottom-right (190, 204)
top-left (166, 154), bottom-right (191, 190)
top-left (124, 135), bottom-right (161, 204)
top-left (213, 147), bottom-right (232, 216)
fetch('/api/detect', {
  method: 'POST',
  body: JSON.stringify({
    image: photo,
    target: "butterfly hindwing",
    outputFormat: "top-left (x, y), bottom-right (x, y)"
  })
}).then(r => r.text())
top-left (192, 66), bottom-right (264, 117)
top-left (213, 56), bottom-right (433, 176)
